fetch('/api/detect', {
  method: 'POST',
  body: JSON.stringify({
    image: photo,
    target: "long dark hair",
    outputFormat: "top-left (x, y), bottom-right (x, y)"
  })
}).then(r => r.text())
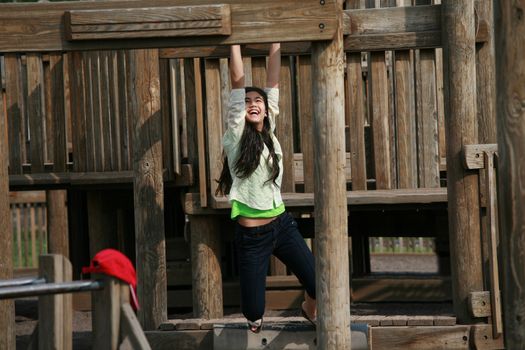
top-left (216, 87), bottom-right (280, 196)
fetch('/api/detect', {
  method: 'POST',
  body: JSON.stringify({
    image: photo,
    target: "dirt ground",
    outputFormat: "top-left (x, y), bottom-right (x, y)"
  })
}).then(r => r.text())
top-left (15, 254), bottom-right (447, 348)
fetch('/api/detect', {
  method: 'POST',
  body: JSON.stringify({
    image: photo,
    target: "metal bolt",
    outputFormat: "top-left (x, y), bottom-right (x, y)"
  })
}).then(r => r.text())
top-left (319, 23), bottom-right (325, 30)
top-left (320, 0), bottom-right (325, 4)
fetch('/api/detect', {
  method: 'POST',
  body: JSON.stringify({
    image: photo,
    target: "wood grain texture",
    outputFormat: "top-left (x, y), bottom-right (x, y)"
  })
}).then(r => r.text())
top-left (92, 277), bottom-right (121, 349)
top-left (46, 190), bottom-right (69, 258)
top-left (370, 326), bottom-right (469, 349)
top-left (0, 0), bottom-right (337, 52)
top-left (0, 61), bottom-right (15, 349)
top-left (129, 49), bottom-right (167, 330)
top-left (26, 53), bottom-right (46, 173)
top-left (494, 1), bottom-right (525, 346)
top-left (4, 54), bottom-right (24, 174)
top-left (190, 216), bottom-right (223, 319)
top-left (65, 5), bottom-right (231, 40)
top-left (442, 0), bottom-right (483, 324)
top-left (311, 1), bottom-right (351, 347)
top-left (48, 53), bottom-right (67, 172)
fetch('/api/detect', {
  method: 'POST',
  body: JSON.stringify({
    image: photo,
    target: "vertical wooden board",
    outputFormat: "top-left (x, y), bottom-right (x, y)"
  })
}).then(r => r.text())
top-left (128, 49), bottom-right (167, 330)
top-left (44, 56), bottom-right (54, 165)
top-left (219, 58), bottom-right (231, 133)
top-left (168, 59), bottom-right (181, 175)
top-left (99, 51), bottom-right (113, 171)
top-left (47, 190), bottom-right (69, 258)
top-left (204, 59), bottom-right (223, 196)
top-left (242, 57), bottom-right (252, 86)
top-left (435, 47), bottom-right (446, 165)
top-left (394, 50), bottom-right (417, 188)
top-left (184, 58), bottom-right (199, 192)
top-left (251, 56), bottom-right (266, 88)
top-left (276, 58), bottom-right (295, 193)
top-left (26, 53), bottom-right (46, 173)
top-left (4, 54), bottom-right (24, 174)
top-left (82, 51), bottom-right (96, 171)
top-left (180, 58), bottom-right (189, 160)
top-left (15, 206), bottom-right (23, 267)
top-left (369, 52), bottom-right (392, 189)
top-left (346, 52), bottom-right (367, 190)
top-left (92, 277), bottom-right (121, 350)
top-left (49, 54), bottom-right (67, 172)
top-left (0, 51), bottom-right (15, 350)
top-left (90, 51), bottom-right (104, 172)
top-left (117, 50), bottom-right (131, 170)
top-left (108, 50), bottom-right (121, 171)
top-left (159, 58), bottom-right (173, 179)
top-left (296, 55), bottom-right (315, 193)
top-left (194, 58), bottom-right (208, 207)
top-left (67, 51), bottom-right (87, 172)
top-left (416, 49), bottom-right (440, 188)
top-left (38, 255), bottom-right (64, 350)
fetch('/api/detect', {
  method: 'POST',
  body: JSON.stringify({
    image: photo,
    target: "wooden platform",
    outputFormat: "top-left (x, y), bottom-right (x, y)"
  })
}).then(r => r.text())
top-left (144, 316), bottom-right (504, 350)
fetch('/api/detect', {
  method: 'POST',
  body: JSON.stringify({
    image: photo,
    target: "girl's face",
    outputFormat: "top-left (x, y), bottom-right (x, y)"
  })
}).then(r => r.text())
top-left (245, 91), bottom-right (267, 131)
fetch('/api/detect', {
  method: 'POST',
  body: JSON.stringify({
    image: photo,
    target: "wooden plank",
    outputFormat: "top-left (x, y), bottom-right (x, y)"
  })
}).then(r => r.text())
top-left (65, 5), bottom-right (231, 40)
top-left (90, 52), bottom-right (104, 171)
top-left (276, 58), bottom-right (295, 193)
top-left (145, 330), bottom-right (212, 350)
top-left (49, 54), bottom-right (67, 172)
top-left (442, 0), bottom-right (483, 324)
top-left (495, 1), bottom-right (525, 346)
top-left (468, 291), bottom-right (491, 318)
top-left (169, 59), bottom-right (181, 175)
top-left (46, 190), bottom-right (69, 258)
top-left (100, 51), bottom-right (113, 171)
top-left (370, 326), bottom-right (470, 349)
top-left (311, 5), bottom-right (351, 347)
top-left (118, 50), bottom-right (132, 170)
top-left (296, 56), bottom-right (315, 193)
top-left (394, 50), bottom-right (417, 188)
top-left (462, 144), bottom-right (498, 170)
top-left (4, 54), bottom-right (24, 174)
top-left (194, 58), bottom-right (207, 207)
top-left (470, 324), bottom-right (504, 350)
top-left (415, 49), bottom-right (440, 188)
top-left (107, 51), bottom-right (121, 171)
top-left (92, 277), bottom-right (121, 349)
top-left (369, 52), bottom-right (392, 189)
top-left (204, 59), bottom-right (223, 199)
top-left (62, 256), bottom-right (73, 350)
top-left (67, 51), bottom-right (87, 172)
top-left (346, 52), bottom-right (367, 190)
top-left (129, 49), bottom-right (167, 330)
top-left (190, 216), bottom-right (223, 319)
top-left (83, 52), bottom-right (96, 171)
top-left (184, 58), bottom-right (200, 193)
top-left (0, 60), bottom-right (15, 348)
top-left (159, 58), bottom-right (173, 179)
top-left (250, 56), bottom-right (266, 88)
top-left (38, 255), bottom-right (64, 350)
top-left (121, 303), bottom-right (152, 350)
top-left (0, 0), bottom-right (338, 52)
top-left (26, 53), bottom-right (46, 173)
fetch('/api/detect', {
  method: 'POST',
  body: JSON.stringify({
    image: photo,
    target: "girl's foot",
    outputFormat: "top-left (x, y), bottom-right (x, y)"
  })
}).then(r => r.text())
top-left (248, 318), bottom-right (263, 333)
top-left (301, 301), bottom-right (317, 327)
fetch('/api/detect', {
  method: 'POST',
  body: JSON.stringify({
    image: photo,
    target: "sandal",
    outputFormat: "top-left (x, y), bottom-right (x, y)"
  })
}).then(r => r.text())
top-left (248, 318), bottom-right (263, 333)
top-left (301, 302), bottom-right (317, 327)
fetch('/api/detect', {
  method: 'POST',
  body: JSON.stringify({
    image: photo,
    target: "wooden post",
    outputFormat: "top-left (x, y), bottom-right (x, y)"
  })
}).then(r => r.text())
top-left (441, 0), bottom-right (483, 323)
top-left (128, 49), bottom-right (167, 330)
top-left (92, 276), bottom-right (122, 350)
top-left (38, 254), bottom-right (72, 350)
top-left (190, 216), bottom-right (223, 319)
top-left (311, 1), bottom-right (351, 348)
top-left (0, 69), bottom-right (15, 349)
top-left (494, 1), bottom-right (525, 347)
top-left (46, 190), bottom-right (69, 258)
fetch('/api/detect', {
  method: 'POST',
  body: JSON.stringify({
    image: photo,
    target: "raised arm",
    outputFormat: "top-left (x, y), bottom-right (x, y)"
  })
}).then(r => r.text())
top-left (266, 43), bottom-right (281, 88)
top-left (230, 45), bottom-right (245, 89)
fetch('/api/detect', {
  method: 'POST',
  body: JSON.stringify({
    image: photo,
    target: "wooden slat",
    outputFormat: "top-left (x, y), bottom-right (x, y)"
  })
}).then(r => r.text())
top-left (0, 0), bottom-right (338, 52)
top-left (26, 53), bottom-right (46, 173)
top-left (100, 51), bottom-right (113, 171)
top-left (169, 59), bottom-right (182, 175)
top-left (107, 50), bottom-right (121, 171)
top-left (65, 5), bottom-right (231, 40)
top-left (370, 326), bottom-right (469, 349)
top-left (4, 54), bottom-right (25, 174)
top-left (90, 52), bottom-right (104, 171)
top-left (346, 52), bottom-right (367, 190)
top-left (251, 56), bottom-right (266, 89)
top-left (194, 58), bottom-right (207, 207)
top-left (204, 59), bottom-right (223, 199)
top-left (49, 54), bottom-right (67, 172)
top-left (415, 49), bottom-right (440, 188)
top-left (68, 51), bottom-right (87, 172)
top-left (159, 58), bottom-right (173, 179)
top-left (276, 58), bottom-right (295, 193)
top-left (83, 52), bottom-right (96, 171)
top-left (296, 56), bottom-right (315, 193)
top-left (394, 50), bottom-right (417, 188)
top-left (117, 50), bottom-right (131, 170)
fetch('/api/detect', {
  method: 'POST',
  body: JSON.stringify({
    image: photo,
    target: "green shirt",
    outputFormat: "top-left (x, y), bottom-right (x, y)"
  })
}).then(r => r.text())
top-left (231, 200), bottom-right (286, 219)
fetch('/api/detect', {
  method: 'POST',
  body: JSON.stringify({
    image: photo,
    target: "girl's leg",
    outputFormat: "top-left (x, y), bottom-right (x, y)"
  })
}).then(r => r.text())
top-left (272, 213), bottom-right (316, 301)
top-left (235, 223), bottom-right (274, 322)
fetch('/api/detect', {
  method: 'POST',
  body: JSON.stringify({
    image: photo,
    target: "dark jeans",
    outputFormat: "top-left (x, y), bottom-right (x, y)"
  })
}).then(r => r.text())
top-left (234, 212), bottom-right (316, 322)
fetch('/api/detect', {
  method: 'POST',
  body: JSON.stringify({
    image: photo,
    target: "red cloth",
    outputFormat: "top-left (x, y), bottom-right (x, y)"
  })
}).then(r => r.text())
top-left (82, 249), bottom-right (139, 310)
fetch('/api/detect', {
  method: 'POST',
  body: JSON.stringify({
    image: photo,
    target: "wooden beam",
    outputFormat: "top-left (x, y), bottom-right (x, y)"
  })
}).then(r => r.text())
top-left (369, 326), bottom-right (470, 349)
top-left (442, 0), bottom-right (483, 324)
top-left (0, 0), bottom-right (337, 52)
top-left (311, 1), bottom-right (351, 348)
top-left (0, 69), bottom-right (15, 349)
top-left (46, 190), bottom-right (69, 258)
top-left (129, 49), bottom-right (167, 330)
top-left (462, 144), bottom-right (498, 170)
top-left (494, 1), bottom-right (525, 348)
top-left (468, 291), bottom-right (491, 318)
top-left (65, 5), bottom-right (231, 41)
top-left (120, 303), bottom-right (152, 350)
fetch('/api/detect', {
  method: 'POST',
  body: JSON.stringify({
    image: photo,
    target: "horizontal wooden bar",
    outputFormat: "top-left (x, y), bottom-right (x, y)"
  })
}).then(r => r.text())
top-left (65, 5), bottom-right (231, 40)
top-left (463, 144), bottom-right (498, 170)
top-left (0, 0), bottom-right (337, 52)
top-left (369, 326), bottom-right (470, 350)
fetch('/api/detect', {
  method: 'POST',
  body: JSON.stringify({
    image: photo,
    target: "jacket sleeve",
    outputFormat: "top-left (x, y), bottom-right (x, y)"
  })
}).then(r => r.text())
top-left (264, 88), bottom-right (279, 133)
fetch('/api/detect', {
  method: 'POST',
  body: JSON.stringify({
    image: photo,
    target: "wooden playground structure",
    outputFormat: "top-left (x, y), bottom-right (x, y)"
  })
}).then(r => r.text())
top-left (0, 0), bottom-right (524, 349)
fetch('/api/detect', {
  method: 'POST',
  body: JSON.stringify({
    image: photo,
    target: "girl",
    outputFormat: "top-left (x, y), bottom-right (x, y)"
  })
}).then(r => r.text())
top-left (216, 44), bottom-right (317, 333)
